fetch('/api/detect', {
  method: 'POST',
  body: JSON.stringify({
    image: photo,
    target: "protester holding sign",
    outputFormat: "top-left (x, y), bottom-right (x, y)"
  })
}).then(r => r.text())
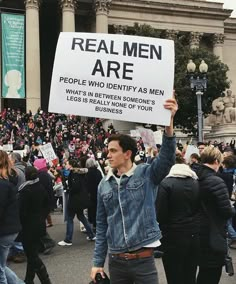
top-left (90, 96), bottom-right (178, 283)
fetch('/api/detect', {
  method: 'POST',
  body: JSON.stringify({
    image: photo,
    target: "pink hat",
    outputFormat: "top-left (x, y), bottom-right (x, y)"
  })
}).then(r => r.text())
top-left (34, 158), bottom-right (47, 171)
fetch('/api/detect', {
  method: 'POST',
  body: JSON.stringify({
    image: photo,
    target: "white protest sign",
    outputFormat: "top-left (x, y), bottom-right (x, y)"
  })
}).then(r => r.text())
top-left (154, 130), bottom-right (163, 145)
top-left (13, 150), bottom-right (25, 158)
top-left (49, 32), bottom-right (174, 126)
top-left (184, 145), bottom-right (199, 163)
top-left (39, 143), bottom-right (57, 163)
top-left (137, 128), bottom-right (156, 148)
top-left (130, 129), bottom-right (140, 137)
top-left (3, 144), bottom-right (13, 152)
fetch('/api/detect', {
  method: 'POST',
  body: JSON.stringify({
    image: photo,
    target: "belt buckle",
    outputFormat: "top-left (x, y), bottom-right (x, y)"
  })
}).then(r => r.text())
top-left (124, 253), bottom-right (129, 260)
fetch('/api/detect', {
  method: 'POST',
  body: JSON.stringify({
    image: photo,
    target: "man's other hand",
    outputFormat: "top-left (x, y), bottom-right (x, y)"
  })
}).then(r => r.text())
top-left (90, 267), bottom-right (105, 283)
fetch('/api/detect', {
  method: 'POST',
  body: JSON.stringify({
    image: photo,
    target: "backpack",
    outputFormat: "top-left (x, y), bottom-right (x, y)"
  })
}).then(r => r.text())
top-left (70, 172), bottom-right (81, 193)
top-left (69, 172), bottom-right (91, 210)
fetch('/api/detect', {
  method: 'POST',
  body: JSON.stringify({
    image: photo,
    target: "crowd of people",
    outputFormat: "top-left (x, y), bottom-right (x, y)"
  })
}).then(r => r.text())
top-left (0, 104), bottom-right (236, 284)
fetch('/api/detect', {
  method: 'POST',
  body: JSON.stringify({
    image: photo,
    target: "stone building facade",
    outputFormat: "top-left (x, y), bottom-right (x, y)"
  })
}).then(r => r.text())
top-left (0, 0), bottom-right (236, 122)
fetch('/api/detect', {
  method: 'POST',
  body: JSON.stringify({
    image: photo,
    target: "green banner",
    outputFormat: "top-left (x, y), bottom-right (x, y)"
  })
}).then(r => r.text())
top-left (1, 13), bottom-right (25, 99)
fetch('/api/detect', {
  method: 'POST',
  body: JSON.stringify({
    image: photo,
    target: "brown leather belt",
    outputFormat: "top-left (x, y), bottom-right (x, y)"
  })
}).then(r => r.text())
top-left (111, 248), bottom-right (154, 260)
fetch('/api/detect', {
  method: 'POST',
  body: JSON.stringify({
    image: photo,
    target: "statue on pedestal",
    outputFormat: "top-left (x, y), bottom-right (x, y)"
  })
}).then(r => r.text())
top-left (212, 89), bottom-right (236, 124)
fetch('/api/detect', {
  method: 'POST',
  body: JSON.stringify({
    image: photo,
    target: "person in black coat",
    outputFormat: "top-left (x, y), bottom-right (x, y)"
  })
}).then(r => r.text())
top-left (0, 150), bottom-right (22, 283)
top-left (18, 166), bottom-right (52, 284)
top-left (33, 158), bottom-right (55, 253)
top-left (196, 147), bottom-right (235, 284)
top-left (156, 154), bottom-right (200, 284)
top-left (58, 159), bottom-right (95, 246)
top-left (85, 158), bottom-right (103, 230)
top-left (217, 154), bottom-right (236, 247)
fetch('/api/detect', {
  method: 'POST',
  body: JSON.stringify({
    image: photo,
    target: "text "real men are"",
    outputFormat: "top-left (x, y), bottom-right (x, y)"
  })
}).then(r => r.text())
top-left (71, 38), bottom-right (162, 80)
top-left (71, 38), bottom-right (162, 60)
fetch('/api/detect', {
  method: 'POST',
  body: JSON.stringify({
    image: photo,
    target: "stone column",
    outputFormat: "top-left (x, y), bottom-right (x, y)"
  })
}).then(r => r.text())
top-left (60, 0), bottom-right (77, 32)
top-left (113, 24), bottom-right (127, 35)
top-left (95, 0), bottom-right (112, 33)
top-left (25, 0), bottom-right (41, 113)
top-left (213, 33), bottom-right (224, 61)
top-left (165, 30), bottom-right (179, 41)
top-left (189, 32), bottom-right (203, 49)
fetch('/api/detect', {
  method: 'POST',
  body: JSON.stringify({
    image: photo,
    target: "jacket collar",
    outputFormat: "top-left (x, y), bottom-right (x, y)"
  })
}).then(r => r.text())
top-left (105, 164), bottom-right (137, 181)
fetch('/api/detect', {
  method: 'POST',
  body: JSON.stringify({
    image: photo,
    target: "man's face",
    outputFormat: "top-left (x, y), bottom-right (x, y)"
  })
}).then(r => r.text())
top-left (190, 157), bottom-right (197, 164)
top-left (65, 161), bottom-right (71, 170)
top-left (198, 145), bottom-right (205, 154)
top-left (107, 140), bottom-right (130, 169)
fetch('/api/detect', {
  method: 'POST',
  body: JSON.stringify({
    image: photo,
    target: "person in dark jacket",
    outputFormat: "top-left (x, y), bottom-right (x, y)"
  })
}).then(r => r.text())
top-left (9, 152), bottom-right (26, 188)
top-left (33, 158), bottom-right (55, 254)
top-left (156, 154), bottom-right (200, 284)
top-left (34, 158), bottom-right (54, 225)
top-left (18, 166), bottom-right (52, 284)
top-left (217, 154), bottom-right (236, 248)
top-left (196, 146), bottom-right (235, 284)
top-left (0, 150), bottom-right (22, 284)
top-left (8, 152), bottom-right (27, 263)
top-left (58, 159), bottom-right (95, 246)
top-left (190, 152), bottom-right (201, 173)
top-left (85, 158), bottom-right (103, 230)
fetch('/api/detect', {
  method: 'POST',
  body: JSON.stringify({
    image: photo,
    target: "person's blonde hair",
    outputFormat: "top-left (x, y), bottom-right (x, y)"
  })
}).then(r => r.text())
top-left (200, 146), bottom-right (223, 165)
top-left (0, 150), bottom-right (15, 179)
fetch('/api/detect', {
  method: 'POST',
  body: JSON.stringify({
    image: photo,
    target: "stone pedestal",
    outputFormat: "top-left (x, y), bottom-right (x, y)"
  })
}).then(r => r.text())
top-left (204, 124), bottom-right (236, 143)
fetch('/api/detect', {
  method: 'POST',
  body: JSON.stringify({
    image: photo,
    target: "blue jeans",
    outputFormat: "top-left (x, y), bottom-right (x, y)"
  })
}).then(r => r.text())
top-left (65, 210), bottom-right (95, 242)
top-left (227, 218), bottom-right (236, 240)
top-left (5, 267), bottom-right (25, 284)
top-left (109, 254), bottom-right (158, 284)
top-left (0, 233), bottom-right (18, 284)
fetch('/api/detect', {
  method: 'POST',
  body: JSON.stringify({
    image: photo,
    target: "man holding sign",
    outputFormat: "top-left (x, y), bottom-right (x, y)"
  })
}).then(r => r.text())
top-left (90, 97), bottom-right (178, 283)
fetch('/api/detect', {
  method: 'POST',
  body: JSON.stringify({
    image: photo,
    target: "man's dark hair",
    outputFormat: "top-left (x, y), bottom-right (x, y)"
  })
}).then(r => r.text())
top-left (197, 142), bottom-right (205, 147)
top-left (190, 153), bottom-right (200, 162)
top-left (223, 147), bottom-right (234, 155)
top-left (175, 153), bottom-right (186, 164)
top-left (68, 159), bottom-right (78, 168)
top-left (107, 134), bottom-right (137, 163)
top-left (25, 166), bottom-right (38, 181)
top-left (222, 155), bottom-right (236, 169)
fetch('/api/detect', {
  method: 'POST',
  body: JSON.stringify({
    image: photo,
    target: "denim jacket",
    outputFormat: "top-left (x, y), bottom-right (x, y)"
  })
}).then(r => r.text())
top-left (93, 134), bottom-right (176, 267)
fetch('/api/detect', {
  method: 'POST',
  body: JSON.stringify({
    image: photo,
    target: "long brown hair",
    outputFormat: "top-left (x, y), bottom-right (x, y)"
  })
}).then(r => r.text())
top-left (0, 150), bottom-right (16, 179)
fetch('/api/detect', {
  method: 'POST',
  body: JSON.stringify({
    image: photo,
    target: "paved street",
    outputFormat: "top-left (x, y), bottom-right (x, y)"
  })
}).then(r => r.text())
top-left (9, 211), bottom-right (236, 284)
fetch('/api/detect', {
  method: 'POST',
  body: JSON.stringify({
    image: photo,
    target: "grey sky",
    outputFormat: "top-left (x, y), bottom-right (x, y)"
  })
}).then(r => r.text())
top-left (207, 0), bottom-right (236, 17)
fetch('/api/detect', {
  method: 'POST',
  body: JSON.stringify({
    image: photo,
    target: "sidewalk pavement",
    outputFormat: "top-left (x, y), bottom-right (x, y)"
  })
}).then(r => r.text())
top-left (8, 211), bottom-right (236, 284)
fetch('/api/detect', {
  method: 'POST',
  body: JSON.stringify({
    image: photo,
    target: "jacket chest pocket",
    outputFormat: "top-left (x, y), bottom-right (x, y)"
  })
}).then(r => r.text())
top-left (126, 180), bottom-right (145, 201)
top-left (102, 192), bottom-right (114, 213)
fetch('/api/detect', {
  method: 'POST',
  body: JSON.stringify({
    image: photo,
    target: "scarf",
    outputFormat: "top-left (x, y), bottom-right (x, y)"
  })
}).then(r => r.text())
top-left (166, 164), bottom-right (198, 180)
